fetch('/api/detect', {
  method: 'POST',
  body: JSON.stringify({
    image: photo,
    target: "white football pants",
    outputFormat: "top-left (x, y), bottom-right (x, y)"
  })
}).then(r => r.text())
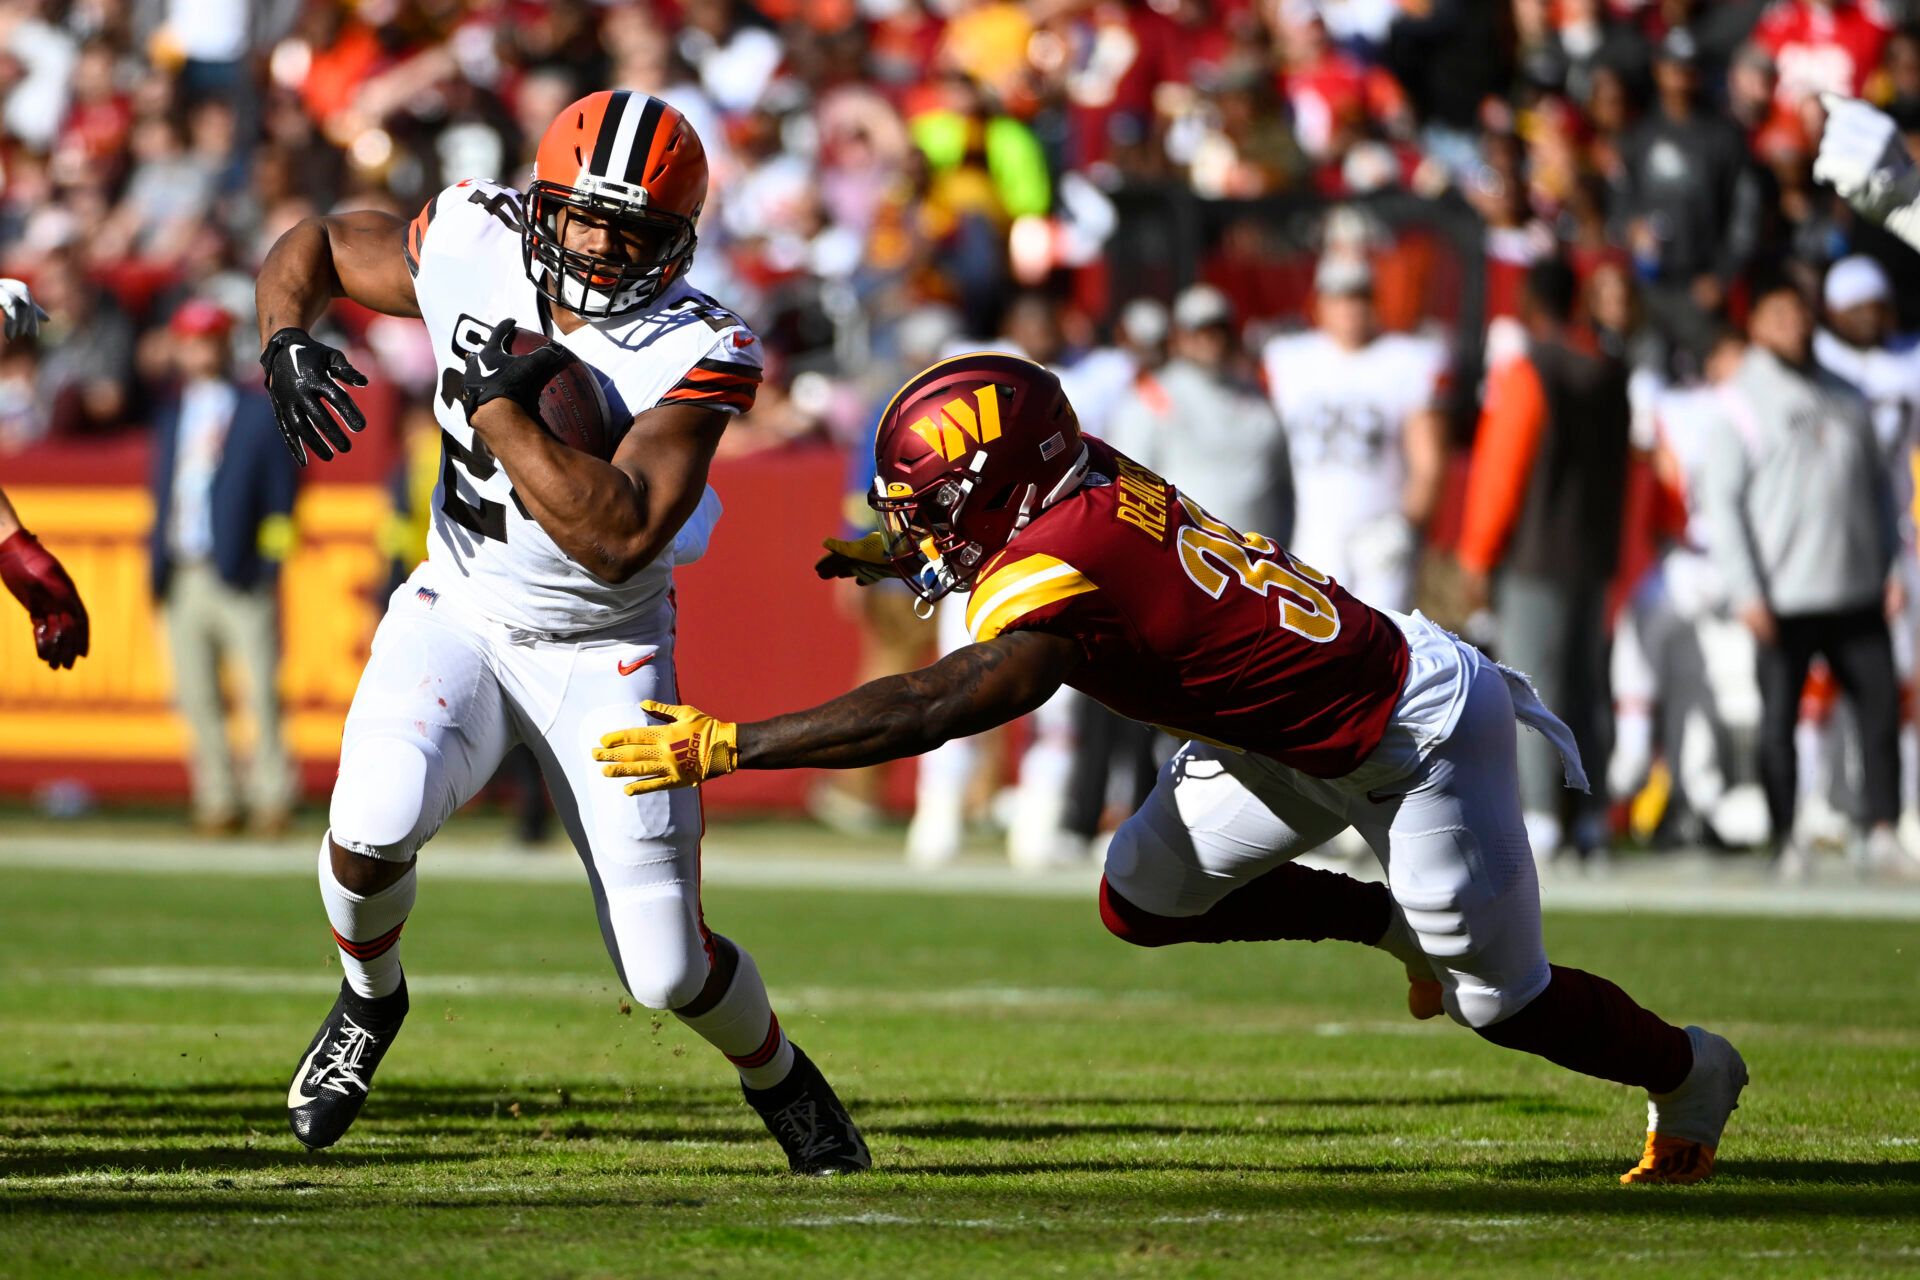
top-left (1104, 644), bottom-right (1553, 1029)
top-left (328, 572), bottom-right (710, 1010)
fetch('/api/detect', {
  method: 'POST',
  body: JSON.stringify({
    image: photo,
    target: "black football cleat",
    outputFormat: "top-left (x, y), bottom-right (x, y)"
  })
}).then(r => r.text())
top-left (742, 1044), bottom-right (872, 1175)
top-left (287, 978), bottom-right (408, 1149)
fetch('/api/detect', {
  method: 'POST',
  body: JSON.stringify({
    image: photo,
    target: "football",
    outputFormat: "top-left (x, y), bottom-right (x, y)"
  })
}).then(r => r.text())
top-left (504, 327), bottom-right (623, 460)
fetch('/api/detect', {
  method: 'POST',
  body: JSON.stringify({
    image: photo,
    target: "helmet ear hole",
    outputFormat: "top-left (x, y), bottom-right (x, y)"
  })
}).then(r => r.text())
top-left (983, 482), bottom-right (1018, 511)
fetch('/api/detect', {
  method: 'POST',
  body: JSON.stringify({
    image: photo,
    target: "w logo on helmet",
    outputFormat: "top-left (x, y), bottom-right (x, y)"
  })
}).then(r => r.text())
top-left (907, 387), bottom-right (1002, 461)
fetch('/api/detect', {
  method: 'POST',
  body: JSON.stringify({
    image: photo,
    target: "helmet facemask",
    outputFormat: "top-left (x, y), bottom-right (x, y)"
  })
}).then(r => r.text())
top-left (523, 177), bottom-right (697, 319)
top-left (871, 474), bottom-right (986, 609)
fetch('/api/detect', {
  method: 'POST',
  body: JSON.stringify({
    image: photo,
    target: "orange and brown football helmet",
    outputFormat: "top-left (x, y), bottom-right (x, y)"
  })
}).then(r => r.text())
top-left (870, 352), bottom-right (1090, 604)
top-left (525, 90), bottom-right (708, 318)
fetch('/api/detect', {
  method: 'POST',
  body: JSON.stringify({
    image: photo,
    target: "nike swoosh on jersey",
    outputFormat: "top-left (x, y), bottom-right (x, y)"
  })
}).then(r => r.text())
top-left (617, 654), bottom-right (657, 676)
top-left (288, 1039), bottom-right (326, 1109)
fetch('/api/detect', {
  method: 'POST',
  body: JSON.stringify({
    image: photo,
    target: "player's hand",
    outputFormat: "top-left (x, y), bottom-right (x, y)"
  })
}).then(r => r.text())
top-left (594, 700), bottom-right (739, 794)
top-left (461, 318), bottom-right (569, 423)
top-left (260, 326), bottom-right (369, 466)
top-left (0, 529), bottom-right (89, 669)
top-left (1814, 93), bottom-right (1916, 216)
top-left (815, 532), bottom-right (898, 586)
top-left (0, 279), bottom-right (48, 340)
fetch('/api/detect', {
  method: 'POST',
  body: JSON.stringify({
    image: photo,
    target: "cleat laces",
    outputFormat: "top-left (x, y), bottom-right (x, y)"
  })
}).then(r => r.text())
top-left (308, 1016), bottom-right (379, 1098)
top-left (768, 1097), bottom-right (839, 1163)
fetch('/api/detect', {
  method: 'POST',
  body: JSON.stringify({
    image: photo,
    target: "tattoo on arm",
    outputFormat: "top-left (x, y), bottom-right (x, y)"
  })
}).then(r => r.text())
top-left (740, 633), bottom-right (1075, 771)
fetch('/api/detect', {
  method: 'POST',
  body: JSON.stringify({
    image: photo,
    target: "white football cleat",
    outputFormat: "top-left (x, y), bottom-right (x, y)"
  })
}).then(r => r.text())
top-left (1621, 1025), bottom-right (1748, 1185)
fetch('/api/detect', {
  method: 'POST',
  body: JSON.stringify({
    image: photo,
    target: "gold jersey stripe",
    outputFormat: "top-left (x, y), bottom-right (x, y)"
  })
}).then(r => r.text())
top-left (966, 554), bottom-right (1098, 642)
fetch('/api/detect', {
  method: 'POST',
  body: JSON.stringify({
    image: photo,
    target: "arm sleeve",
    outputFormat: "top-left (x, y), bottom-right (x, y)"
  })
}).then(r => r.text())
top-left (964, 552), bottom-right (1099, 644)
top-left (1455, 356), bottom-right (1548, 574)
top-left (658, 330), bottom-right (765, 416)
top-left (1700, 400), bottom-right (1765, 607)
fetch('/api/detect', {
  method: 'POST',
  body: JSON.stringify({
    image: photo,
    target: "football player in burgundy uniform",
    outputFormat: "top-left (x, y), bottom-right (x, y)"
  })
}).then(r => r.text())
top-left (252, 91), bottom-right (867, 1173)
top-left (597, 353), bottom-right (1749, 1185)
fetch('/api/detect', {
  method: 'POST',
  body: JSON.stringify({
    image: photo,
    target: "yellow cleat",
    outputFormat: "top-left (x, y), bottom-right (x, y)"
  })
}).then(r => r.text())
top-left (1619, 1026), bottom-right (1747, 1185)
top-left (1620, 1133), bottom-right (1717, 1184)
top-left (1408, 976), bottom-right (1445, 1021)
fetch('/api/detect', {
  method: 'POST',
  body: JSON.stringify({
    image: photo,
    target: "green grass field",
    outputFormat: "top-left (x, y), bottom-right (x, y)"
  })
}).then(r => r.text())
top-left (4, 849), bottom-right (1919, 1277)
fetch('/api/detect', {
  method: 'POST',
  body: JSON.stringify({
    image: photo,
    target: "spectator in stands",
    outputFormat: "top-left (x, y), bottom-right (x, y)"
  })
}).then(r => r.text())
top-left (1109, 284), bottom-right (1292, 543)
top-left (1752, 0), bottom-right (1890, 110)
top-left (30, 239), bottom-right (133, 440)
top-left (1457, 258), bottom-right (1631, 867)
top-left (148, 300), bottom-right (297, 836)
top-left (1621, 28), bottom-right (1762, 361)
top-left (1701, 277), bottom-right (1912, 879)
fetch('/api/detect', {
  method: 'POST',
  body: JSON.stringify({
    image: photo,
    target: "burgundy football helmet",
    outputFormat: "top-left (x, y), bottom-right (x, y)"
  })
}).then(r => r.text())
top-left (870, 352), bottom-right (1090, 605)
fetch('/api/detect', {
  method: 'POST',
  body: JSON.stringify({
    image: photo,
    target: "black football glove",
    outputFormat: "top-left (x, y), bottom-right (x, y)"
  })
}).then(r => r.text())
top-left (260, 326), bottom-right (369, 466)
top-left (461, 318), bottom-right (570, 423)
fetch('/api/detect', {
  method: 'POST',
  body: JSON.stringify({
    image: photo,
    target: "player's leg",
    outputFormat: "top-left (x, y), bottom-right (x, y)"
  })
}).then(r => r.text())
top-left (290, 597), bottom-right (513, 1149)
top-left (1370, 654), bottom-right (1746, 1184)
top-left (528, 634), bottom-right (868, 1174)
top-left (1098, 742), bottom-right (1430, 982)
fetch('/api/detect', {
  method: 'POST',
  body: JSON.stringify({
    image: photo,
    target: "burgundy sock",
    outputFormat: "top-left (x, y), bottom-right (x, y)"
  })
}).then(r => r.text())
top-left (1474, 965), bottom-right (1693, 1093)
top-left (1100, 863), bottom-right (1394, 948)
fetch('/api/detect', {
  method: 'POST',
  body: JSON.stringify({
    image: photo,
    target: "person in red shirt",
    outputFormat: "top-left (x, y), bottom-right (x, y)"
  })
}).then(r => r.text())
top-left (594, 352), bottom-right (1750, 1186)
top-left (1753, 0), bottom-right (1891, 110)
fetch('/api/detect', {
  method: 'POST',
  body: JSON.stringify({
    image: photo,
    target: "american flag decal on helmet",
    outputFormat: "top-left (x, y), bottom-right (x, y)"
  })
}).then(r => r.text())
top-left (1039, 432), bottom-right (1066, 460)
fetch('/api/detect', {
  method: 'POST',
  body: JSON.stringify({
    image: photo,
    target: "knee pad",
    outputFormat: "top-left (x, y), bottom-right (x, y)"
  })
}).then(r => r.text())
top-left (625, 951), bottom-right (710, 1011)
top-left (329, 734), bottom-right (442, 860)
top-left (1391, 828), bottom-right (1547, 1030)
top-left (1098, 875), bottom-right (1189, 947)
top-left (601, 887), bottom-right (711, 1010)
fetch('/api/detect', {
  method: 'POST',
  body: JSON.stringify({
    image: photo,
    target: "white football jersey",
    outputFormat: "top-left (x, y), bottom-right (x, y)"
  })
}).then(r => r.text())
top-left (1261, 328), bottom-right (1446, 553)
top-left (407, 179), bottom-right (762, 635)
top-left (1652, 384), bottom-right (1729, 552)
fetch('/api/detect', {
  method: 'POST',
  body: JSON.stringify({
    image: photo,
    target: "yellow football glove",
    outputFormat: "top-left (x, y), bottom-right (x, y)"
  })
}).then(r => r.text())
top-left (594, 700), bottom-right (739, 795)
top-left (814, 531), bottom-right (896, 585)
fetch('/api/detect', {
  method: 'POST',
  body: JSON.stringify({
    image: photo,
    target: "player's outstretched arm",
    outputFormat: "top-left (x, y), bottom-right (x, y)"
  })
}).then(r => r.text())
top-left (255, 211), bottom-right (419, 466)
top-left (594, 631), bottom-right (1080, 793)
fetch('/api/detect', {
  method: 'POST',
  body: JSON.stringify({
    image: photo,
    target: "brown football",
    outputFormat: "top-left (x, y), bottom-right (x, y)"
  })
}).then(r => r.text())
top-left (504, 328), bottom-right (623, 461)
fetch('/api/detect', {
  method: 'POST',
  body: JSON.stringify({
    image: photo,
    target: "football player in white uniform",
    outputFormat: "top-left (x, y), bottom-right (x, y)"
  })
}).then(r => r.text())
top-left (252, 91), bottom-right (868, 1173)
top-left (1260, 255), bottom-right (1448, 613)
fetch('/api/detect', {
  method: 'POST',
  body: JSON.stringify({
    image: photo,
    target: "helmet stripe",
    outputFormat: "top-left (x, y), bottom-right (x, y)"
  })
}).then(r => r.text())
top-left (588, 89), bottom-right (632, 176)
top-left (624, 96), bottom-right (667, 185)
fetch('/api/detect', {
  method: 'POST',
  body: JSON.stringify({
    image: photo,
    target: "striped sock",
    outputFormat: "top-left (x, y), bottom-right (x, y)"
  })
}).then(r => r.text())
top-left (675, 938), bottom-right (796, 1090)
top-left (317, 835), bottom-right (415, 1000)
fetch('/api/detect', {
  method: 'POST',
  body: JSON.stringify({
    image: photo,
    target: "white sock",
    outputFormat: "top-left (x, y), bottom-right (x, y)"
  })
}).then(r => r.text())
top-left (675, 938), bottom-right (796, 1090)
top-left (317, 834), bottom-right (415, 1000)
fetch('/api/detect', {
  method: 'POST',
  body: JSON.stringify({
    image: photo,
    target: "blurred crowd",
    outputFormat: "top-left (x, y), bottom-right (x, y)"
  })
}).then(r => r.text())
top-left (8, 0), bottom-right (1920, 874)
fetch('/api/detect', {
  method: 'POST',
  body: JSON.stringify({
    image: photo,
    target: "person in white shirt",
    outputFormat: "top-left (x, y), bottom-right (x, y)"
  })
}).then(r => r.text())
top-left (1260, 256), bottom-right (1449, 611)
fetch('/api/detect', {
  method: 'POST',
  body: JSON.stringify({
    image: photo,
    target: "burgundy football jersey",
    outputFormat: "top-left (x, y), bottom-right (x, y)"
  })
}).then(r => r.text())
top-left (964, 438), bottom-right (1410, 778)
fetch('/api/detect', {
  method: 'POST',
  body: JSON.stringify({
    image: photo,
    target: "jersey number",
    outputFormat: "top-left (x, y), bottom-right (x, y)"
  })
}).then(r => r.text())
top-left (441, 429), bottom-right (508, 543)
top-left (1175, 495), bottom-right (1340, 643)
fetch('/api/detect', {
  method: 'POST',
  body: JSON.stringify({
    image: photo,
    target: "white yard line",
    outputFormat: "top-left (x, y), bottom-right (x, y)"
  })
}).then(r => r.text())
top-left (19, 964), bottom-right (1158, 1014)
top-left (2, 837), bottom-right (1919, 918)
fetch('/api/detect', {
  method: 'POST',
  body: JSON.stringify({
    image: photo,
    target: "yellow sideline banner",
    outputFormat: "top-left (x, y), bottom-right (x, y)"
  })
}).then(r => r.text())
top-left (0, 485), bottom-right (387, 777)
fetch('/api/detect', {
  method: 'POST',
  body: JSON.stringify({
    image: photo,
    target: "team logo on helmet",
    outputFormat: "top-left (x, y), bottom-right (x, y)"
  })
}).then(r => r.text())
top-left (906, 387), bottom-right (1003, 461)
